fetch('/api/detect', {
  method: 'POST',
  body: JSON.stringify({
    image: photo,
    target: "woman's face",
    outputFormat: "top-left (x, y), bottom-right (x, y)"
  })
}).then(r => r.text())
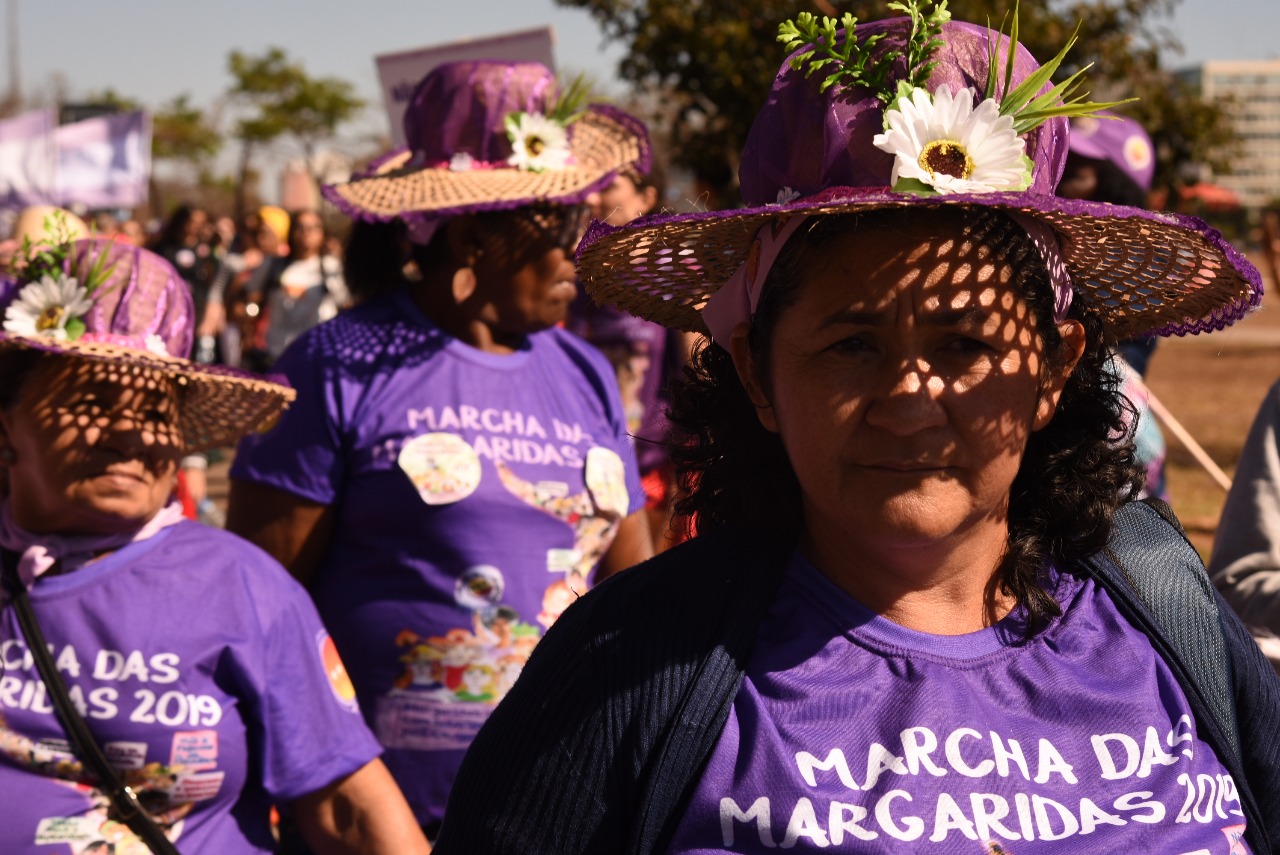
top-left (471, 206), bottom-right (587, 334)
top-left (738, 218), bottom-right (1081, 555)
top-left (0, 357), bottom-right (184, 535)
top-left (586, 173), bottom-right (658, 226)
top-left (291, 212), bottom-right (326, 257)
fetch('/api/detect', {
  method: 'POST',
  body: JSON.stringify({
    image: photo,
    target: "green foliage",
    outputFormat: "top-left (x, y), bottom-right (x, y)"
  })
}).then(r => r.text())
top-left (778, 1), bottom-right (948, 104)
top-left (152, 94), bottom-right (222, 164)
top-left (227, 47), bottom-right (364, 155)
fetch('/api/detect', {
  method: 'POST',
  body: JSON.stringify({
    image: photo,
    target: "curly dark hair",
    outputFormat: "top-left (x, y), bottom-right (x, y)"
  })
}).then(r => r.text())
top-left (667, 207), bottom-right (1144, 627)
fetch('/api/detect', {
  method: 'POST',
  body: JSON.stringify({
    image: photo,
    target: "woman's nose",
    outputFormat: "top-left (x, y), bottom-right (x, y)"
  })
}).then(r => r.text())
top-left (863, 358), bottom-right (948, 435)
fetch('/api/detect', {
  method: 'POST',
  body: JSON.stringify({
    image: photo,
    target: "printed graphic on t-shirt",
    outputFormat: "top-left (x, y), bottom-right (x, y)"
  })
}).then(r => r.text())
top-left (375, 564), bottom-right (543, 752)
top-left (398, 431), bottom-right (483, 505)
top-left (1, 706), bottom-right (227, 853)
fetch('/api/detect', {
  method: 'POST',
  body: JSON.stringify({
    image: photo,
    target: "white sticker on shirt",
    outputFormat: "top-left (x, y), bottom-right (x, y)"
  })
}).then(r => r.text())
top-left (398, 432), bottom-right (482, 505)
top-left (585, 447), bottom-right (629, 518)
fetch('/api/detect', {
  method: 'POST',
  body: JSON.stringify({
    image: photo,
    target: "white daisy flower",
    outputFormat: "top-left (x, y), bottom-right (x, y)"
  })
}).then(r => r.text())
top-left (873, 86), bottom-right (1029, 194)
top-left (3, 274), bottom-right (94, 340)
top-left (505, 112), bottom-right (572, 173)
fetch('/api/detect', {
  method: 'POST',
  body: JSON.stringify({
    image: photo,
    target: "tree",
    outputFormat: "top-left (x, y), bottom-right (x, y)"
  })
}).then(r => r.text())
top-left (559, 0), bottom-right (1235, 206)
top-left (226, 47), bottom-right (364, 217)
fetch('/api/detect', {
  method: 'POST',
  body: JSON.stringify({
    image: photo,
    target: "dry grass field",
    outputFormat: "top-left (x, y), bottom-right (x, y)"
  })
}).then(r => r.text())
top-left (1145, 257), bottom-right (1278, 557)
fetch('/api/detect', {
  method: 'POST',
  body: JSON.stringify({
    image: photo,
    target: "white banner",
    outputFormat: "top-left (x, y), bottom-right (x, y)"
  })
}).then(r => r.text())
top-left (376, 26), bottom-right (556, 148)
top-left (0, 109), bottom-right (57, 208)
top-left (53, 110), bottom-right (151, 209)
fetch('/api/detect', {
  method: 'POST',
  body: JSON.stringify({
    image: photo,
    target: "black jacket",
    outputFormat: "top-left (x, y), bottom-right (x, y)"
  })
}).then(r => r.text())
top-left (435, 504), bottom-right (1280, 854)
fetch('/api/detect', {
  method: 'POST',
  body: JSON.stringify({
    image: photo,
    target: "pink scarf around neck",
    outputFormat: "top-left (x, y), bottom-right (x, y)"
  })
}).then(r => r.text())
top-left (0, 500), bottom-right (187, 590)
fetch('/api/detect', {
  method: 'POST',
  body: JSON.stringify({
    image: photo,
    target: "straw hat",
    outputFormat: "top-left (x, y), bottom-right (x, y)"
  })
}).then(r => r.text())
top-left (576, 14), bottom-right (1260, 343)
top-left (324, 60), bottom-right (650, 226)
top-left (0, 239), bottom-right (294, 451)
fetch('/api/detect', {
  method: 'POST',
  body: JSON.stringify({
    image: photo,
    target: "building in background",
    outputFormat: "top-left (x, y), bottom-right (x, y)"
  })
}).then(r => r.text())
top-left (1181, 59), bottom-right (1280, 209)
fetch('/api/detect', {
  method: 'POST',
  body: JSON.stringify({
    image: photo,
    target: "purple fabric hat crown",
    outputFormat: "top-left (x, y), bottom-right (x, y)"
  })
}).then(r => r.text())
top-left (404, 60), bottom-right (558, 168)
top-left (739, 20), bottom-right (1067, 205)
top-left (1, 239), bottom-right (193, 358)
top-left (574, 13), bottom-right (1261, 342)
top-left (1069, 112), bottom-right (1155, 193)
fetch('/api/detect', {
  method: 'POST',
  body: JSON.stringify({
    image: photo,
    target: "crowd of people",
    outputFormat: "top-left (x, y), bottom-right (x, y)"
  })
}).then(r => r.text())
top-left (1, 2), bottom-right (1279, 853)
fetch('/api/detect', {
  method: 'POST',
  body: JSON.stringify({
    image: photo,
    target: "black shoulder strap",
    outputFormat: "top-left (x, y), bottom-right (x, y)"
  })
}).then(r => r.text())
top-left (1, 550), bottom-right (181, 855)
top-left (1098, 499), bottom-right (1241, 764)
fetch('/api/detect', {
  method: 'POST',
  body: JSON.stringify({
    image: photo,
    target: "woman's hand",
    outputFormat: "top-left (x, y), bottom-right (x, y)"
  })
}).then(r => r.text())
top-left (290, 758), bottom-right (431, 854)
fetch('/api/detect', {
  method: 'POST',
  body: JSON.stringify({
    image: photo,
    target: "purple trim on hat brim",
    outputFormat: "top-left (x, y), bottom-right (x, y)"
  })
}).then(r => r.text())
top-left (362, 146), bottom-right (412, 177)
top-left (322, 103), bottom-right (650, 224)
top-left (577, 187), bottom-right (1264, 338)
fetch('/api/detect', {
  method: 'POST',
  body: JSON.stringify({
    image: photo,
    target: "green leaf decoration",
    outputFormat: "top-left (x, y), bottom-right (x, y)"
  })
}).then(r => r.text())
top-left (778, 1), bottom-right (948, 105)
top-left (548, 72), bottom-right (592, 126)
top-left (74, 241), bottom-right (120, 297)
top-left (890, 177), bottom-right (941, 196)
top-left (64, 317), bottom-right (86, 341)
top-left (985, 9), bottom-right (1137, 133)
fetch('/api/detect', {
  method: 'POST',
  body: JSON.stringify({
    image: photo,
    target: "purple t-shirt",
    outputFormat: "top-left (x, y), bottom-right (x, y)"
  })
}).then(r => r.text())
top-left (0, 521), bottom-right (379, 854)
top-left (667, 553), bottom-right (1249, 853)
top-left (231, 289), bottom-right (646, 825)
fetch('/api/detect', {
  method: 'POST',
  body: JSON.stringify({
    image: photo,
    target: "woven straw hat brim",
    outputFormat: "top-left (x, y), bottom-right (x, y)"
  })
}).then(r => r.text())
top-left (576, 190), bottom-right (1262, 341)
top-left (325, 105), bottom-right (649, 222)
top-left (0, 334), bottom-right (295, 452)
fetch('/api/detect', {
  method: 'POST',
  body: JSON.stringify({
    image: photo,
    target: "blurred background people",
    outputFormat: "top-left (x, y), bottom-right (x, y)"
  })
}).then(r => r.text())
top-left (240, 208), bottom-right (349, 372)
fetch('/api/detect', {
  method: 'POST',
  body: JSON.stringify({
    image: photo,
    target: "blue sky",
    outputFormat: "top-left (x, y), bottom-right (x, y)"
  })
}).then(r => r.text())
top-left (12, 0), bottom-right (1278, 121)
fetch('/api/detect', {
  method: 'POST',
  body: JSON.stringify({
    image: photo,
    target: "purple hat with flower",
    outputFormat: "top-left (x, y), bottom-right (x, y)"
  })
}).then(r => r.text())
top-left (0, 238), bottom-right (294, 451)
top-left (575, 5), bottom-right (1261, 343)
top-left (1069, 112), bottom-right (1156, 193)
top-left (324, 60), bottom-right (651, 231)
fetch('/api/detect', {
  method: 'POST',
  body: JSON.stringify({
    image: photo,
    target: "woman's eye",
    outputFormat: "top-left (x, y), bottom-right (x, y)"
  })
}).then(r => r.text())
top-left (942, 336), bottom-right (995, 354)
top-left (830, 335), bottom-right (874, 354)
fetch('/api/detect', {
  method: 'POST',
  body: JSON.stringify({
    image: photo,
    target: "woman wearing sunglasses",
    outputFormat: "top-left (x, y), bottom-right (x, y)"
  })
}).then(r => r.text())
top-left (227, 60), bottom-right (654, 839)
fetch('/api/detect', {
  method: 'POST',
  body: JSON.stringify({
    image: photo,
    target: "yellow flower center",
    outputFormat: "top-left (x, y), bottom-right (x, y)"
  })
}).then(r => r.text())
top-left (526, 135), bottom-right (546, 156)
top-left (36, 306), bottom-right (65, 331)
top-left (919, 139), bottom-right (975, 180)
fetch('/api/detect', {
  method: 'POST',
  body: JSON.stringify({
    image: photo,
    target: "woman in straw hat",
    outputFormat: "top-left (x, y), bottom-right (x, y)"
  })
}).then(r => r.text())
top-left (226, 60), bottom-right (655, 835)
top-left (0, 239), bottom-right (428, 853)
top-left (433, 5), bottom-right (1278, 852)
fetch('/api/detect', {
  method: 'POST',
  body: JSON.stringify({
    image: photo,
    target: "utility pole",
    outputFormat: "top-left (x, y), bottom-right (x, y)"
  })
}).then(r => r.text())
top-left (2, 0), bottom-right (19, 116)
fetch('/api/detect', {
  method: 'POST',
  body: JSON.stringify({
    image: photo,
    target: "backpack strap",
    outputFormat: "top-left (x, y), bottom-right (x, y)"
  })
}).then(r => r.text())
top-left (1094, 498), bottom-right (1242, 765)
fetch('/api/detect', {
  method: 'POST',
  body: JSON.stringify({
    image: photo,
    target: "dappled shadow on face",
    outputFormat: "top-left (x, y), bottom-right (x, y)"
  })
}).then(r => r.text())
top-left (476, 204), bottom-right (591, 272)
top-left (5, 355), bottom-right (186, 533)
top-left (766, 211), bottom-right (1065, 555)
